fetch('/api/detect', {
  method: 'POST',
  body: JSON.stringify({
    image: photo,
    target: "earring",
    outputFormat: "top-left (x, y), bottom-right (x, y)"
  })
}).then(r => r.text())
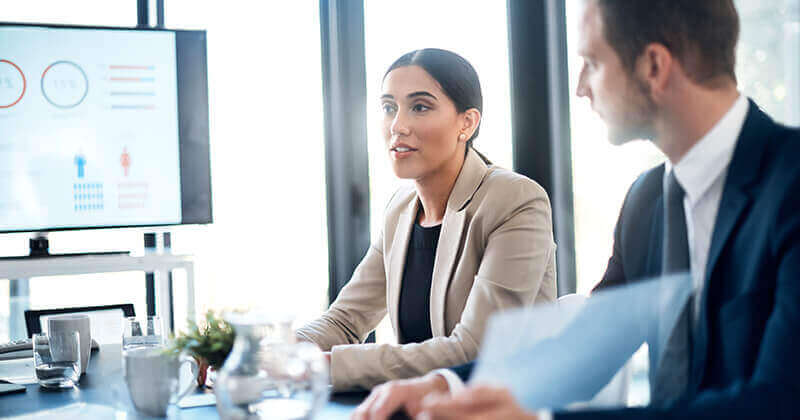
top-left (458, 133), bottom-right (467, 141)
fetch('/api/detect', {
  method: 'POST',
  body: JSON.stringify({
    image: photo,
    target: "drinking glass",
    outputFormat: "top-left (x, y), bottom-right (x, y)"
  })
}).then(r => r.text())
top-left (33, 332), bottom-right (81, 388)
top-left (123, 316), bottom-right (165, 351)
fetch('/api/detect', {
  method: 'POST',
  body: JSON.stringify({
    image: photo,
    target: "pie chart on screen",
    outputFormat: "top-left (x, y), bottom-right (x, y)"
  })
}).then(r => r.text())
top-left (41, 60), bottom-right (89, 109)
top-left (0, 59), bottom-right (26, 109)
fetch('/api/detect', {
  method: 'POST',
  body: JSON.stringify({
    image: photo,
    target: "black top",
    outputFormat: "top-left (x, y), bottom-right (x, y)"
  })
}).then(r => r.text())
top-left (398, 222), bottom-right (441, 344)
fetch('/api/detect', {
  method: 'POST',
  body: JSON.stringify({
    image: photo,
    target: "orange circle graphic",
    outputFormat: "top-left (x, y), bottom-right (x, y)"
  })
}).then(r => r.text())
top-left (0, 59), bottom-right (26, 109)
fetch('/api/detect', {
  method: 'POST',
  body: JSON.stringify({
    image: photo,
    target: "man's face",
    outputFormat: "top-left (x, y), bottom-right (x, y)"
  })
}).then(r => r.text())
top-left (576, 0), bottom-right (656, 145)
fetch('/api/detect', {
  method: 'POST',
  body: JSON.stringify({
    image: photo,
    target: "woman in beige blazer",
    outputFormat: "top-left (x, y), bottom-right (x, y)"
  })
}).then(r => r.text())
top-left (297, 48), bottom-right (556, 391)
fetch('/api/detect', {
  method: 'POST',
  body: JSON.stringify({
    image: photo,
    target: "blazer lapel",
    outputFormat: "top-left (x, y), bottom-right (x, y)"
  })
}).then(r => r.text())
top-left (690, 100), bottom-right (772, 393)
top-left (388, 198), bottom-right (418, 336)
top-left (703, 101), bottom-right (770, 285)
top-left (429, 149), bottom-right (490, 336)
top-left (429, 208), bottom-right (467, 336)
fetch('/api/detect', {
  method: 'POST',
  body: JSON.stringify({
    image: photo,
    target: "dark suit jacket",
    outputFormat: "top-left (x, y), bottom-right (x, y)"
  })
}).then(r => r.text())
top-left (451, 101), bottom-right (800, 419)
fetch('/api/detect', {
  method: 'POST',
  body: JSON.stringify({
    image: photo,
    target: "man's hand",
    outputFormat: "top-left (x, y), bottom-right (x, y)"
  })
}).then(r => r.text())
top-left (351, 373), bottom-right (450, 420)
top-left (416, 385), bottom-right (538, 420)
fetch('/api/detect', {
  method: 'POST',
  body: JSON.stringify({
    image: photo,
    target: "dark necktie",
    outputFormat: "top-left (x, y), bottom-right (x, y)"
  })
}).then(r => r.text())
top-left (651, 170), bottom-right (693, 407)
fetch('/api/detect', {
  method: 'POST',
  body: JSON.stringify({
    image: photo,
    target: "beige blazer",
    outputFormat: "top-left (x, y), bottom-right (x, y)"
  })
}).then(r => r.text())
top-left (296, 148), bottom-right (557, 390)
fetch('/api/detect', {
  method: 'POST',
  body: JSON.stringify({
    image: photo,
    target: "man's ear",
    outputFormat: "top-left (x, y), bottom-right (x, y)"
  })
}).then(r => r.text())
top-left (636, 43), bottom-right (673, 101)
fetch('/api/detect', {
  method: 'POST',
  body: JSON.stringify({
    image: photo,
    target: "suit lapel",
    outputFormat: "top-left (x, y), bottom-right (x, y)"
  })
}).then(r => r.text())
top-left (429, 208), bottom-right (467, 336)
top-left (703, 101), bottom-right (770, 284)
top-left (388, 198), bottom-right (417, 336)
top-left (690, 100), bottom-right (772, 393)
top-left (429, 149), bottom-right (490, 336)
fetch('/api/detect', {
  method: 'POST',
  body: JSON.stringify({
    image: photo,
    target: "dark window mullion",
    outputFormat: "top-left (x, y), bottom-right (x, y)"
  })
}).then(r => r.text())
top-left (319, 0), bottom-right (371, 305)
top-left (508, 0), bottom-right (576, 295)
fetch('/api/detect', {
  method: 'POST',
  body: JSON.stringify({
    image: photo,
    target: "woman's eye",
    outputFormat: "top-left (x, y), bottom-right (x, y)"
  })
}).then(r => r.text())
top-left (381, 104), bottom-right (396, 114)
top-left (382, 103), bottom-right (397, 114)
top-left (412, 103), bottom-right (430, 112)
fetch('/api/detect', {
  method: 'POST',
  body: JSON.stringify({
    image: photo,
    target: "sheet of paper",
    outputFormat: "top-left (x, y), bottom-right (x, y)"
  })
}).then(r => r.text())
top-left (471, 274), bottom-right (692, 411)
top-left (0, 358), bottom-right (37, 385)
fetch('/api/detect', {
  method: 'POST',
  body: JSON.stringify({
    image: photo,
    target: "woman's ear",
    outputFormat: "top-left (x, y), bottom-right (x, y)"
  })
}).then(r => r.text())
top-left (460, 108), bottom-right (482, 142)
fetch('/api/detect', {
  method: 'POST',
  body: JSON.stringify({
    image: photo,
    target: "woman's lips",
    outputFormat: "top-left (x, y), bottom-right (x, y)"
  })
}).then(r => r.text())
top-left (390, 145), bottom-right (417, 159)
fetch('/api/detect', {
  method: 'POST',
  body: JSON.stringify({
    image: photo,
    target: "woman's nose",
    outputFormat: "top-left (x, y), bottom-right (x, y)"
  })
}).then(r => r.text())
top-left (390, 111), bottom-right (410, 136)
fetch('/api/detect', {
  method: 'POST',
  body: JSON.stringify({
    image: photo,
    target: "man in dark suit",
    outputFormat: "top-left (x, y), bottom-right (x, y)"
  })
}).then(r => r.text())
top-left (352, 1), bottom-right (800, 419)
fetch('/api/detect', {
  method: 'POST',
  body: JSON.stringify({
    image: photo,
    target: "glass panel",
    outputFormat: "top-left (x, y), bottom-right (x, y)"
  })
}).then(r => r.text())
top-left (165, 1), bottom-right (329, 325)
top-left (1, 1), bottom-right (136, 27)
top-left (364, 0), bottom-right (513, 342)
top-left (736, 0), bottom-right (800, 125)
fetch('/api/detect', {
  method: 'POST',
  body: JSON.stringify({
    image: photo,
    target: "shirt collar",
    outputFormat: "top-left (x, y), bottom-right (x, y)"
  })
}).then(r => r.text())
top-left (665, 94), bottom-right (749, 206)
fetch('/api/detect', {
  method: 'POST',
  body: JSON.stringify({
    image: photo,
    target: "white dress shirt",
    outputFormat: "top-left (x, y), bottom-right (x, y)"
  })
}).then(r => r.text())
top-left (433, 94), bottom-right (750, 420)
top-left (665, 93), bottom-right (748, 320)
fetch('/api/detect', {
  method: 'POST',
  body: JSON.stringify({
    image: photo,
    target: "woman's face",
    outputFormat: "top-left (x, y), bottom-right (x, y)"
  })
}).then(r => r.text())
top-left (380, 65), bottom-right (470, 181)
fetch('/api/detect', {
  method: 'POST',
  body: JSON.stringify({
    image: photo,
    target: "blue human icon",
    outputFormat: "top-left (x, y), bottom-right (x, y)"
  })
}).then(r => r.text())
top-left (74, 154), bottom-right (86, 178)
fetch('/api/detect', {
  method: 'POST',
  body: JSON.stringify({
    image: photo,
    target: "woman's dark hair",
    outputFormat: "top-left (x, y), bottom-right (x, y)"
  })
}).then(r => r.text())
top-left (384, 48), bottom-right (483, 147)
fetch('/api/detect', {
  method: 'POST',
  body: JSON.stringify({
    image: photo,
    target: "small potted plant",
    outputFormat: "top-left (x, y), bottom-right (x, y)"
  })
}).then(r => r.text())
top-left (169, 310), bottom-right (235, 388)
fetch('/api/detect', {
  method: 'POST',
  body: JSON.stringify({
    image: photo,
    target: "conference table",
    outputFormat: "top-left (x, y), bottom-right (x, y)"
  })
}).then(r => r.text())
top-left (0, 344), bottom-right (367, 419)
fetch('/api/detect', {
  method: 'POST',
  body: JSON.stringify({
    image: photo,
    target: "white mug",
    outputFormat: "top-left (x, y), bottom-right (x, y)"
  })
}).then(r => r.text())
top-left (48, 314), bottom-right (91, 374)
top-left (124, 347), bottom-right (198, 417)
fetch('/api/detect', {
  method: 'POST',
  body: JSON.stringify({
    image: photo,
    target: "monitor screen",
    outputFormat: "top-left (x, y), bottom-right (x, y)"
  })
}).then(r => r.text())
top-left (0, 24), bottom-right (212, 233)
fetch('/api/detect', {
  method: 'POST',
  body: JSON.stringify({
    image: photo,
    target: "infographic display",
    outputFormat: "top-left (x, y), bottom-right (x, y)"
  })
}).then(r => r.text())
top-left (0, 26), bottom-right (182, 231)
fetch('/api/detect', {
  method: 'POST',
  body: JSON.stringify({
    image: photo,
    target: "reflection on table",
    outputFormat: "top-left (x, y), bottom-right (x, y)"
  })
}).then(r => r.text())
top-left (0, 344), bottom-right (364, 419)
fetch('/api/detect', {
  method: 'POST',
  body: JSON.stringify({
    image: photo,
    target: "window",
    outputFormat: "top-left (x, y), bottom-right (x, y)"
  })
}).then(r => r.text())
top-left (364, 0), bottom-right (513, 342)
top-left (1, 0), bottom-right (136, 27)
top-left (165, 1), bottom-right (329, 326)
top-left (736, 0), bottom-right (800, 126)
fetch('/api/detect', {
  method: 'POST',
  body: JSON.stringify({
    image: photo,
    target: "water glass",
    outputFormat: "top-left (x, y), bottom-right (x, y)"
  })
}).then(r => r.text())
top-left (123, 316), bottom-right (165, 351)
top-left (33, 332), bottom-right (81, 388)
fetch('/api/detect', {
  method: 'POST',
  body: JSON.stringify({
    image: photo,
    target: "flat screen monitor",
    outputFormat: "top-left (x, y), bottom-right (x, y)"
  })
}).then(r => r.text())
top-left (0, 23), bottom-right (212, 233)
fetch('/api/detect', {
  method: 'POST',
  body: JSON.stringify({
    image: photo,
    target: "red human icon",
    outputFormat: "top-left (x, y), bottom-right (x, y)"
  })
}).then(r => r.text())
top-left (121, 147), bottom-right (131, 177)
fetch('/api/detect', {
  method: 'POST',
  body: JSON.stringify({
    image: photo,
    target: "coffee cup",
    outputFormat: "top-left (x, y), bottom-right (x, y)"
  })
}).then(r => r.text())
top-left (48, 314), bottom-right (91, 374)
top-left (123, 347), bottom-right (198, 417)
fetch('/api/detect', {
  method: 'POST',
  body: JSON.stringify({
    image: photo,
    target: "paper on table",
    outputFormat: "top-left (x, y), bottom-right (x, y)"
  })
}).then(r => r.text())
top-left (471, 274), bottom-right (692, 411)
top-left (0, 358), bottom-right (37, 385)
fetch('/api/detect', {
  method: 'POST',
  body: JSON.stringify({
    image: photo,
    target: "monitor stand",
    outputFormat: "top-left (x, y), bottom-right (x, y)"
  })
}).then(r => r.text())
top-left (0, 234), bottom-right (130, 261)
